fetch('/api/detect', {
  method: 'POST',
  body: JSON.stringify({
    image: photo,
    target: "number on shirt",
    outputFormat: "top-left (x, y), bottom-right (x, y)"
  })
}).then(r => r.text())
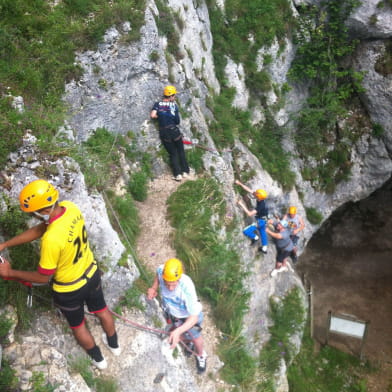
top-left (72, 225), bottom-right (88, 264)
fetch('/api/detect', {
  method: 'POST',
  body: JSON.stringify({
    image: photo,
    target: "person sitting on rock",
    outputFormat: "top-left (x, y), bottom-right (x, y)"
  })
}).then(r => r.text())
top-left (235, 179), bottom-right (269, 254)
top-left (266, 220), bottom-right (294, 277)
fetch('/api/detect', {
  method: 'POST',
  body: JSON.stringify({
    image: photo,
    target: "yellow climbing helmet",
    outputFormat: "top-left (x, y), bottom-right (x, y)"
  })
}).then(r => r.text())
top-left (19, 179), bottom-right (59, 212)
top-left (254, 189), bottom-right (267, 201)
top-left (163, 258), bottom-right (183, 281)
top-left (163, 85), bottom-right (177, 97)
top-left (289, 206), bottom-right (297, 215)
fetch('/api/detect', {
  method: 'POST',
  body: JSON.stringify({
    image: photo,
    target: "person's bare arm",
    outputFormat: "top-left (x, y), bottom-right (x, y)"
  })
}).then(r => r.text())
top-left (147, 274), bottom-right (159, 300)
top-left (0, 223), bottom-right (47, 252)
top-left (0, 260), bottom-right (51, 284)
top-left (266, 227), bottom-right (282, 240)
top-left (168, 314), bottom-right (199, 349)
top-left (294, 215), bottom-right (305, 235)
top-left (150, 109), bottom-right (158, 119)
top-left (234, 180), bottom-right (253, 194)
top-left (237, 199), bottom-right (257, 217)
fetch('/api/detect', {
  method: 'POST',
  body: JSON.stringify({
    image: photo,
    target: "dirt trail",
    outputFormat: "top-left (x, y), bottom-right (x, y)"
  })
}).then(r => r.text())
top-left (135, 173), bottom-right (227, 389)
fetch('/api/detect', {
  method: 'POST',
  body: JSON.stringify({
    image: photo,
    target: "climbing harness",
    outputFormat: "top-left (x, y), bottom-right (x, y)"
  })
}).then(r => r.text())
top-left (52, 262), bottom-right (97, 287)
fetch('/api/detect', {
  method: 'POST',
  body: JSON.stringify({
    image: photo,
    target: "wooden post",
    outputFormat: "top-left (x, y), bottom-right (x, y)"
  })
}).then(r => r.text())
top-left (309, 282), bottom-right (314, 339)
top-left (325, 310), bottom-right (332, 346)
top-left (359, 321), bottom-right (370, 361)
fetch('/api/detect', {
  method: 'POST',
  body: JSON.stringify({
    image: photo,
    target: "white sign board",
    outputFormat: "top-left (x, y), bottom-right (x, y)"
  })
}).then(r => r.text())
top-left (330, 315), bottom-right (366, 339)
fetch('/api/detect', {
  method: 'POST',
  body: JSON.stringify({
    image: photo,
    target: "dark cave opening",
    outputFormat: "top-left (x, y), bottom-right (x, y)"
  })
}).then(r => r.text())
top-left (297, 176), bottom-right (392, 362)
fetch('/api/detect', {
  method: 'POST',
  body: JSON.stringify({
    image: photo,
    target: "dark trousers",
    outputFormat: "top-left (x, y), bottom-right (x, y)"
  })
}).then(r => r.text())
top-left (162, 137), bottom-right (189, 176)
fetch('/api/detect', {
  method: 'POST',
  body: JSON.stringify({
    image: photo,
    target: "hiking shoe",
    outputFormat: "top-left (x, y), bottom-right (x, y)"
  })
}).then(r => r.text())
top-left (278, 266), bottom-right (288, 273)
top-left (172, 174), bottom-right (182, 181)
top-left (102, 333), bottom-right (121, 356)
top-left (270, 268), bottom-right (279, 278)
top-left (92, 357), bottom-right (107, 370)
top-left (250, 238), bottom-right (258, 246)
top-left (258, 245), bottom-right (268, 254)
top-left (196, 351), bottom-right (207, 374)
top-left (182, 172), bottom-right (189, 178)
top-left (184, 341), bottom-right (195, 357)
top-left (287, 262), bottom-right (294, 273)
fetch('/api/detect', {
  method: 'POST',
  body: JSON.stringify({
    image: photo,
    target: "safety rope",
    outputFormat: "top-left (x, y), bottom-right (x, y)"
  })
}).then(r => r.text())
top-left (4, 281), bottom-right (199, 357)
top-left (106, 308), bottom-right (199, 357)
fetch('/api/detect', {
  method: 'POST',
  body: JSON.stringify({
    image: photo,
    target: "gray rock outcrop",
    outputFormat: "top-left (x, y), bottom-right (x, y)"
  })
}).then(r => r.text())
top-left (2, 0), bottom-right (392, 390)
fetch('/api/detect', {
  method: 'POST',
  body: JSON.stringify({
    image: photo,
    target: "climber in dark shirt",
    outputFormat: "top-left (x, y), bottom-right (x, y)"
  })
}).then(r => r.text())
top-left (151, 85), bottom-right (190, 182)
top-left (235, 180), bottom-right (269, 254)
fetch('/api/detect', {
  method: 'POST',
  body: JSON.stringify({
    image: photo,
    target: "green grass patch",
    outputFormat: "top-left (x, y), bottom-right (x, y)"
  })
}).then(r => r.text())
top-left (154, 0), bottom-right (182, 60)
top-left (258, 288), bottom-right (305, 385)
top-left (0, 0), bottom-right (146, 106)
top-left (288, 327), bottom-right (371, 392)
top-left (207, 88), bottom-right (296, 190)
top-left (30, 371), bottom-right (57, 392)
top-left (289, 0), bottom-right (365, 192)
top-left (185, 146), bottom-right (205, 174)
top-left (0, 0), bottom-right (146, 170)
top-left (71, 127), bottom-right (123, 191)
top-left (206, 0), bottom-right (295, 92)
top-left (167, 177), bottom-right (255, 386)
top-left (127, 151), bottom-right (153, 202)
top-left (118, 286), bottom-right (145, 311)
top-left (305, 207), bottom-right (323, 225)
top-left (68, 354), bottom-right (119, 390)
top-left (238, 113), bottom-right (296, 190)
top-left (0, 359), bottom-right (18, 391)
top-left (104, 190), bottom-right (140, 249)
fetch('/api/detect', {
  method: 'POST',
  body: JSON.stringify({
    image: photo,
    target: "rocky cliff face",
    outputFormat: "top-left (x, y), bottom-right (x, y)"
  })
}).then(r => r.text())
top-left (1, 0), bottom-right (392, 391)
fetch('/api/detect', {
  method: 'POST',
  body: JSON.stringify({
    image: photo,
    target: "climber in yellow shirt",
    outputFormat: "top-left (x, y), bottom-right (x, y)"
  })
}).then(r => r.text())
top-left (0, 179), bottom-right (120, 370)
